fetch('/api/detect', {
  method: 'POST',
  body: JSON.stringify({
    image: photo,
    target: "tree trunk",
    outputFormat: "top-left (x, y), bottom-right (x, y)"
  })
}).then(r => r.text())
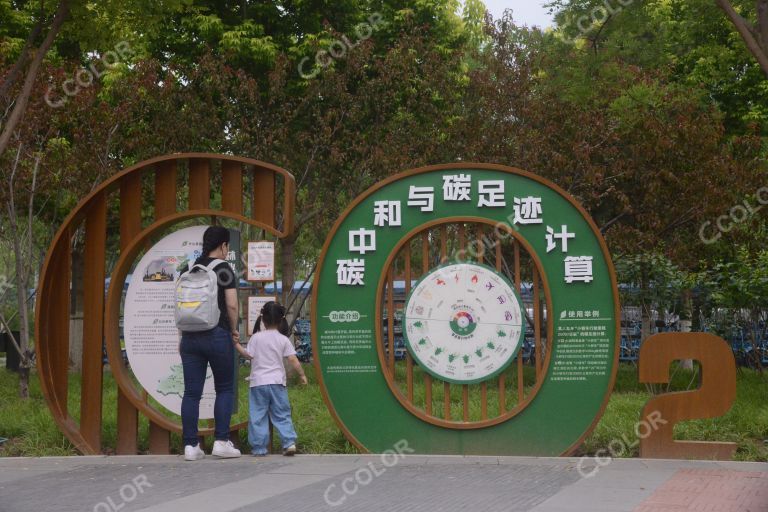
top-left (640, 265), bottom-right (652, 343)
top-left (0, 0), bottom-right (69, 160)
top-left (280, 234), bottom-right (298, 341)
top-left (9, 188), bottom-right (30, 399)
top-left (69, 247), bottom-right (84, 371)
top-left (680, 288), bottom-right (693, 370)
top-left (0, 20), bottom-right (43, 101)
top-left (716, 0), bottom-right (768, 76)
top-left (280, 234), bottom-right (297, 306)
top-left (6, 147), bottom-right (39, 398)
top-left (750, 308), bottom-right (764, 373)
top-left (641, 304), bottom-right (652, 343)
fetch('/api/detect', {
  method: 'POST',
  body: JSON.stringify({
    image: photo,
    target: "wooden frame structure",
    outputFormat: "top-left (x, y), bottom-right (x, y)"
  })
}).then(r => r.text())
top-left (35, 153), bottom-right (295, 455)
top-left (376, 218), bottom-right (553, 428)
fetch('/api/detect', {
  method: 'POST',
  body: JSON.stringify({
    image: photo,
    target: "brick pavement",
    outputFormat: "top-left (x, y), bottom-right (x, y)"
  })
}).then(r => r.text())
top-left (0, 455), bottom-right (765, 512)
top-left (633, 468), bottom-right (768, 512)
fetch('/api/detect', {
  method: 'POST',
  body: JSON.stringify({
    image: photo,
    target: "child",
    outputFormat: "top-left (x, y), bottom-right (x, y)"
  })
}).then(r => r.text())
top-left (246, 301), bottom-right (308, 456)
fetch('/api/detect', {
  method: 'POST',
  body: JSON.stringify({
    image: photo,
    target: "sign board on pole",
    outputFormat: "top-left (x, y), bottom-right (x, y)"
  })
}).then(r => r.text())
top-left (247, 241), bottom-right (275, 282)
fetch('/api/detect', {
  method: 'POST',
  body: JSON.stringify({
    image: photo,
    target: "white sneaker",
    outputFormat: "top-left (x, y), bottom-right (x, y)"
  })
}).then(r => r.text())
top-left (184, 444), bottom-right (205, 461)
top-left (212, 440), bottom-right (241, 458)
top-left (283, 444), bottom-right (296, 456)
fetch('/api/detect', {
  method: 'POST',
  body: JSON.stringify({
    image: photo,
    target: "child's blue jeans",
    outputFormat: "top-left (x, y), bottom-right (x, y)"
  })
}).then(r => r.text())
top-left (248, 384), bottom-right (298, 454)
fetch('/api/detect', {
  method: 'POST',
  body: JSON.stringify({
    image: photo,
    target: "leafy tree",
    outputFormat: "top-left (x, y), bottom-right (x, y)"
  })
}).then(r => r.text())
top-left (706, 246), bottom-right (768, 371)
top-left (716, 0), bottom-right (768, 76)
top-left (546, 0), bottom-right (768, 135)
top-left (615, 252), bottom-right (690, 342)
top-left (449, 20), bottom-right (764, 267)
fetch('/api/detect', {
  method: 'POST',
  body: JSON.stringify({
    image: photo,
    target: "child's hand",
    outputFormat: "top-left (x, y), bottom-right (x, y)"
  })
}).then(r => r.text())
top-left (298, 375), bottom-right (308, 386)
top-left (235, 343), bottom-right (252, 360)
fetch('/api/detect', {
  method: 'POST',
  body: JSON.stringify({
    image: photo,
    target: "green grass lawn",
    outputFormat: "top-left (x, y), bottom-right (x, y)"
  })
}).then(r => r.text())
top-left (0, 364), bottom-right (765, 460)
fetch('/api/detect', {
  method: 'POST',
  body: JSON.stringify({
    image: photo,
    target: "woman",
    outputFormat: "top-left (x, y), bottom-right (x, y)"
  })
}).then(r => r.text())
top-left (179, 226), bottom-right (249, 460)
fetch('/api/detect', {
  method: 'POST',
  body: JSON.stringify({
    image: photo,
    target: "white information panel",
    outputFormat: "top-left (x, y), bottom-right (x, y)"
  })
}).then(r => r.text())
top-left (404, 263), bottom-right (525, 384)
top-left (124, 226), bottom-right (217, 417)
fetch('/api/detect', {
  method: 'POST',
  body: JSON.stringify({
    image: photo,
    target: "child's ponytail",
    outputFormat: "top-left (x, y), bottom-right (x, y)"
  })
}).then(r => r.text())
top-left (259, 301), bottom-right (290, 336)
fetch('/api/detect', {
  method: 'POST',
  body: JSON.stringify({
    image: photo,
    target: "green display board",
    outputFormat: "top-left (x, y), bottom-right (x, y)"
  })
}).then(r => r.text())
top-left (312, 164), bottom-right (619, 456)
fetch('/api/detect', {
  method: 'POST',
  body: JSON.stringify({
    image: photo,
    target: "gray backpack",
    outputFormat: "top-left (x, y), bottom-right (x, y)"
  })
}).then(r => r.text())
top-left (175, 259), bottom-right (225, 332)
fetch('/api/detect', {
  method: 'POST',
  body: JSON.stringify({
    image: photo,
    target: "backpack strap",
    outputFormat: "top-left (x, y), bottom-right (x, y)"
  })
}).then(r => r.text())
top-left (189, 259), bottom-right (226, 274)
top-left (206, 258), bottom-right (226, 271)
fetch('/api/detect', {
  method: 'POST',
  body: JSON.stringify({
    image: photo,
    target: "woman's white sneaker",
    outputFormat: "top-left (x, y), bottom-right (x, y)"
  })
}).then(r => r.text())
top-left (184, 444), bottom-right (205, 461)
top-left (212, 440), bottom-right (242, 458)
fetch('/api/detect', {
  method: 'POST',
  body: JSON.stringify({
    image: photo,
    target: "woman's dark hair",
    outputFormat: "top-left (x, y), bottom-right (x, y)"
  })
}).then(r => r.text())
top-left (255, 301), bottom-right (290, 336)
top-left (202, 226), bottom-right (230, 257)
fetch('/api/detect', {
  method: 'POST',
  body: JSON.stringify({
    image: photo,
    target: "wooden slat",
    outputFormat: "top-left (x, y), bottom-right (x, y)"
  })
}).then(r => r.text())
top-left (221, 160), bottom-right (243, 214)
top-left (80, 193), bottom-right (107, 452)
top-left (189, 158), bottom-right (211, 210)
top-left (117, 174), bottom-right (142, 455)
top-left (444, 382), bottom-right (451, 420)
top-left (422, 232), bottom-right (432, 415)
top-left (477, 226), bottom-right (485, 264)
top-left (480, 383), bottom-right (487, 419)
top-left (462, 385), bottom-right (469, 421)
top-left (155, 160), bottom-right (177, 218)
top-left (116, 393), bottom-right (138, 455)
top-left (439, 226), bottom-right (451, 419)
top-left (50, 230), bottom-right (71, 416)
top-left (514, 242), bottom-right (524, 403)
top-left (458, 225), bottom-right (469, 421)
top-left (387, 268), bottom-right (395, 371)
top-left (534, 267), bottom-right (542, 380)
top-left (405, 243), bottom-right (413, 402)
top-left (148, 421), bottom-right (170, 454)
top-left (496, 234), bottom-right (505, 413)
top-left (440, 226), bottom-right (447, 263)
top-left (478, 225), bottom-right (487, 419)
top-left (120, 172), bottom-right (142, 247)
top-left (152, 160), bottom-right (177, 450)
top-left (253, 167), bottom-right (275, 226)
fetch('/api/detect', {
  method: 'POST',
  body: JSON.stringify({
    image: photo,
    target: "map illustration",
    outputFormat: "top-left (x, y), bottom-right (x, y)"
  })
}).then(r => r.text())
top-left (156, 364), bottom-right (212, 398)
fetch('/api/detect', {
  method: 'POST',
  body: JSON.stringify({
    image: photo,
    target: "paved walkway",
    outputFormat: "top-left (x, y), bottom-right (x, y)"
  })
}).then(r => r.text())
top-left (0, 455), bottom-right (766, 512)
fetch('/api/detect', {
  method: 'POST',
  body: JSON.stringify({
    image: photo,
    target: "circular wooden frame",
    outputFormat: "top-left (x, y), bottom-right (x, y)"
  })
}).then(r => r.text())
top-left (35, 153), bottom-right (295, 454)
top-left (312, 162), bottom-right (620, 456)
top-left (374, 217), bottom-right (554, 429)
top-left (104, 211), bottom-right (281, 434)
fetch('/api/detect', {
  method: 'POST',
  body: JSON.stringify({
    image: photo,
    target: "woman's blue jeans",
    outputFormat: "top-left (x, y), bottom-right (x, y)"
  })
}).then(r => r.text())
top-left (180, 326), bottom-right (234, 447)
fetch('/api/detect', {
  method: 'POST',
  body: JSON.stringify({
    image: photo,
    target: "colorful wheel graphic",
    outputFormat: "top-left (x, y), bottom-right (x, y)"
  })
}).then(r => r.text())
top-left (404, 263), bottom-right (526, 385)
